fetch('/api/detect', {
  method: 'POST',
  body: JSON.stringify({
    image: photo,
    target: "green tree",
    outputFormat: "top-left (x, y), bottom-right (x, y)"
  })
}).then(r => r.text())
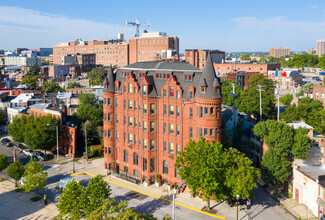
top-left (175, 137), bottom-right (260, 210)
top-left (81, 174), bottom-right (111, 216)
top-left (68, 82), bottom-right (80, 88)
top-left (41, 80), bottom-right (64, 93)
top-left (89, 67), bottom-right (108, 85)
top-left (20, 75), bottom-right (38, 90)
top-left (241, 54), bottom-right (250, 60)
top-left (221, 79), bottom-right (241, 106)
top-left (75, 93), bottom-right (103, 126)
top-left (115, 208), bottom-right (157, 220)
top-left (279, 94), bottom-right (293, 107)
top-left (281, 97), bottom-right (325, 134)
top-left (28, 64), bottom-right (40, 75)
top-left (319, 56), bottom-right (325, 70)
top-left (239, 74), bottom-right (276, 121)
top-left (7, 160), bottom-right (25, 187)
top-left (0, 108), bottom-right (5, 125)
top-left (21, 157), bottom-right (47, 194)
top-left (57, 178), bottom-right (84, 219)
top-left (0, 154), bottom-right (9, 179)
top-left (254, 120), bottom-right (312, 189)
top-left (261, 148), bottom-right (291, 188)
top-left (8, 115), bottom-right (30, 143)
top-left (87, 199), bottom-right (128, 220)
top-left (23, 115), bottom-right (61, 153)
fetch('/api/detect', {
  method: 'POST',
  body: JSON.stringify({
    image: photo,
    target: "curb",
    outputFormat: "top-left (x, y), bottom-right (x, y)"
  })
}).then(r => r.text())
top-left (71, 172), bottom-right (226, 220)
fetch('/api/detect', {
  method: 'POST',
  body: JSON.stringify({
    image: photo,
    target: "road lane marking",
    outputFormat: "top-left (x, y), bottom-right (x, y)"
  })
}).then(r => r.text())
top-left (184, 210), bottom-right (192, 216)
top-left (70, 172), bottom-right (225, 220)
top-left (156, 200), bottom-right (167, 206)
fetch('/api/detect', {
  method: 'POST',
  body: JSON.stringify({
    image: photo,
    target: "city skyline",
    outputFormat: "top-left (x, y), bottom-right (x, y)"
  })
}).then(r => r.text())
top-left (1, 0), bottom-right (325, 52)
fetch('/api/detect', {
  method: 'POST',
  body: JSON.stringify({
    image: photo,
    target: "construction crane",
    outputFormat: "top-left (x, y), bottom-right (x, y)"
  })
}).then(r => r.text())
top-left (126, 17), bottom-right (158, 38)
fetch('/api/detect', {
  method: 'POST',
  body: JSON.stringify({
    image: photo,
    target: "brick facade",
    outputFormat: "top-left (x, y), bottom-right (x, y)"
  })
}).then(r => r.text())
top-left (219, 72), bottom-right (260, 90)
top-left (103, 55), bottom-right (222, 185)
top-left (185, 49), bottom-right (225, 69)
top-left (313, 85), bottom-right (325, 108)
top-left (214, 63), bottom-right (281, 74)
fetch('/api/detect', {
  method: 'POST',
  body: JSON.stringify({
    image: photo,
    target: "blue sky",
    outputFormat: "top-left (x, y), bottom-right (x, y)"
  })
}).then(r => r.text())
top-left (1, 0), bottom-right (325, 52)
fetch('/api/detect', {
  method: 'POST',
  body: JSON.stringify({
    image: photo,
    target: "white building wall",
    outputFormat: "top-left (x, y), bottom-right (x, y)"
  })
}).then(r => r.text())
top-left (293, 167), bottom-right (319, 216)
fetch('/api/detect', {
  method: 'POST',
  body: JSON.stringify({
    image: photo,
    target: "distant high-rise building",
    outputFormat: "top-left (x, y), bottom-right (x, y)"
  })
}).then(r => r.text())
top-left (185, 49), bottom-right (225, 69)
top-left (269, 47), bottom-right (290, 57)
top-left (306, 48), bottom-right (316, 54)
top-left (316, 40), bottom-right (325, 57)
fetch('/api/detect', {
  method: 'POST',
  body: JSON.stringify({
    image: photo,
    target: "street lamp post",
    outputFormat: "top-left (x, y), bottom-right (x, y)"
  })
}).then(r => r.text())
top-left (236, 194), bottom-right (240, 220)
top-left (47, 124), bottom-right (59, 161)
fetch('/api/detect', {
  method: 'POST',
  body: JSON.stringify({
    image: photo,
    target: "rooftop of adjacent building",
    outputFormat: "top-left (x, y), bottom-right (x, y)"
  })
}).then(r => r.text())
top-left (123, 61), bottom-right (201, 72)
top-left (287, 121), bottom-right (314, 130)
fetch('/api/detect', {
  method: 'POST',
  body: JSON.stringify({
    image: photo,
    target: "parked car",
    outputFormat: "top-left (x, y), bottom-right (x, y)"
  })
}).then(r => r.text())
top-left (14, 143), bottom-right (25, 153)
top-left (33, 151), bottom-right (48, 161)
top-left (58, 177), bottom-right (78, 191)
top-left (1, 138), bottom-right (11, 145)
top-left (6, 143), bottom-right (13, 147)
top-left (22, 149), bottom-right (35, 157)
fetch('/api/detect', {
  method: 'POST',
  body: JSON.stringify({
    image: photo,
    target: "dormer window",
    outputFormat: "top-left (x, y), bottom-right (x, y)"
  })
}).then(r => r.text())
top-left (184, 75), bottom-right (193, 81)
top-left (115, 81), bottom-right (119, 91)
top-left (189, 91), bottom-right (193, 99)
top-left (142, 85), bottom-right (147, 96)
top-left (214, 87), bottom-right (219, 93)
top-left (169, 86), bottom-right (174, 98)
top-left (200, 86), bottom-right (206, 94)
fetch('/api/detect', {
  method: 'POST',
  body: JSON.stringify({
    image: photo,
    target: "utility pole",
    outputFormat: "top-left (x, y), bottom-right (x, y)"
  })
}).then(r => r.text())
top-left (276, 83), bottom-right (280, 121)
top-left (84, 120), bottom-right (90, 163)
top-left (257, 85), bottom-right (265, 122)
top-left (231, 83), bottom-right (236, 127)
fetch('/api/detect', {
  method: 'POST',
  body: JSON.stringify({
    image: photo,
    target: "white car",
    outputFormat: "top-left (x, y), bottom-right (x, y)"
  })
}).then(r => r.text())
top-left (22, 149), bottom-right (35, 157)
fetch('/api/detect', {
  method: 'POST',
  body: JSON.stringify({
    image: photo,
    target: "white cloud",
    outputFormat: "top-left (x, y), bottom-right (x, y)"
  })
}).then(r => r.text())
top-left (310, 5), bottom-right (319, 9)
top-left (0, 6), bottom-right (133, 49)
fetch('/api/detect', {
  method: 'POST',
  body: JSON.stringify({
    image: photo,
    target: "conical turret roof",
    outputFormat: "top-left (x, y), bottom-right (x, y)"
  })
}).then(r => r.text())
top-left (195, 53), bottom-right (222, 99)
top-left (104, 65), bottom-right (115, 92)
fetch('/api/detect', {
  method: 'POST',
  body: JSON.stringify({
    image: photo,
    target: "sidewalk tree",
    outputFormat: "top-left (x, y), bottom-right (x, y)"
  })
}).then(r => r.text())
top-left (81, 174), bottom-right (111, 216)
top-left (7, 160), bottom-right (25, 187)
top-left (221, 79), bottom-right (241, 106)
top-left (239, 74), bottom-right (276, 121)
top-left (89, 67), bottom-right (107, 85)
top-left (175, 137), bottom-right (260, 210)
top-left (0, 154), bottom-right (9, 179)
top-left (57, 178), bottom-right (84, 219)
top-left (21, 157), bottom-right (47, 194)
top-left (20, 75), bottom-right (38, 90)
top-left (87, 199), bottom-right (128, 220)
top-left (68, 82), bottom-right (80, 88)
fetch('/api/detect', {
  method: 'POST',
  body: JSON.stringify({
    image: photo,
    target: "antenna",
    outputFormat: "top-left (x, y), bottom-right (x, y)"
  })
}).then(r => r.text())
top-left (126, 17), bottom-right (159, 38)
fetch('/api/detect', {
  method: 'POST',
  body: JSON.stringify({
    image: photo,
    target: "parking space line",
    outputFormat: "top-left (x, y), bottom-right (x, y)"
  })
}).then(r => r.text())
top-left (70, 172), bottom-right (225, 220)
top-left (156, 200), bottom-right (167, 206)
top-left (184, 210), bottom-right (192, 216)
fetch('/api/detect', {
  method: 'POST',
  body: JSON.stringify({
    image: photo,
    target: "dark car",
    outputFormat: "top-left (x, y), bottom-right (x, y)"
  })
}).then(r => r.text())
top-left (6, 143), bottom-right (13, 147)
top-left (33, 151), bottom-right (48, 161)
top-left (1, 138), bottom-right (11, 145)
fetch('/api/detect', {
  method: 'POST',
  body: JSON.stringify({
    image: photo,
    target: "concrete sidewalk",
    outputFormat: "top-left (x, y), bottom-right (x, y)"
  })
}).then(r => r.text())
top-left (280, 198), bottom-right (317, 220)
top-left (78, 158), bottom-right (250, 220)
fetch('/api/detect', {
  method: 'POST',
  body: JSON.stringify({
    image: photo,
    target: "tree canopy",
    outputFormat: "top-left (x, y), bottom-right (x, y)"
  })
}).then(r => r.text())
top-left (254, 120), bottom-right (312, 187)
top-left (279, 94), bottom-right (293, 107)
top-left (241, 54), bottom-right (251, 60)
top-left (68, 82), bottom-right (80, 89)
top-left (21, 157), bottom-right (47, 193)
top-left (41, 80), bottom-right (64, 93)
top-left (89, 67), bottom-right (107, 85)
top-left (28, 64), bottom-right (41, 75)
top-left (8, 115), bottom-right (61, 152)
top-left (175, 137), bottom-right (260, 210)
top-left (281, 97), bottom-right (325, 134)
top-left (7, 160), bottom-right (25, 187)
top-left (221, 79), bottom-right (241, 107)
top-left (239, 74), bottom-right (276, 121)
top-left (0, 154), bottom-right (9, 178)
top-left (0, 108), bottom-right (5, 125)
top-left (20, 75), bottom-right (38, 90)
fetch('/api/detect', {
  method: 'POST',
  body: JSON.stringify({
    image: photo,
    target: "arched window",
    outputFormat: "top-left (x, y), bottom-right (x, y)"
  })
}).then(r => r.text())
top-left (163, 160), bottom-right (168, 174)
top-left (133, 152), bottom-right (138, 165)
top-left (124, 150), bottom-right (128, 162)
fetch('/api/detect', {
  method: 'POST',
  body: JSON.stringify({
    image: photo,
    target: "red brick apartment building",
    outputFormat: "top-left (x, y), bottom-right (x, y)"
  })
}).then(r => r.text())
top-left (185, 49), bottom-right (225, 69)
top-left (313, 85), bottom-right (325, 107)
top-left (103, 54), bottom-right (222, 185)
top-left (214, 63), bottom-right (281, 74)
top-left (219, 72), bottom-right (260, 90)
top-left (53, 32), bottom-right (179, 67)
top-left (30, 103), bottom-right (77, 158)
